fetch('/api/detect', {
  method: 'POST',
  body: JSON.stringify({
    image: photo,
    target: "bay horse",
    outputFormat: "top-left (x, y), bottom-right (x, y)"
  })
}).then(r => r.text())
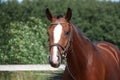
top-left (46, 8), bottom-right (120, 80)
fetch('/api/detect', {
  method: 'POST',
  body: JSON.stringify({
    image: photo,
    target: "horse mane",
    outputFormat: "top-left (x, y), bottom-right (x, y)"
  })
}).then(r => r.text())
top-left (73, 24), bottom-right (90, 41)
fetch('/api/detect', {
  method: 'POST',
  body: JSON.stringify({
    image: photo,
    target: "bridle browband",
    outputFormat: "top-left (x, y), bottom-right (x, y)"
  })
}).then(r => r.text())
top-left (49, 22), bottom-right (72, 58)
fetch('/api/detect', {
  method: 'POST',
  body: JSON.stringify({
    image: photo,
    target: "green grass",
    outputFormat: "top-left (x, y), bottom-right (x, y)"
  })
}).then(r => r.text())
top-left (0, 71), bottom-right (63, 80)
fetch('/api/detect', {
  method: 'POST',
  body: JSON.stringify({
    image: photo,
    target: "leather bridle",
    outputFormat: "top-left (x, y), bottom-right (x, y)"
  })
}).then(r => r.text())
top-left (49, 22), bottom-right (72, 58)
top-left (49, 22), bottom-right (76, 80)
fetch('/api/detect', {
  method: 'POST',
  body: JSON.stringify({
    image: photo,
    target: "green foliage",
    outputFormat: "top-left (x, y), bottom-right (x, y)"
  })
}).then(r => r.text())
top-left (0, 17), bottom-right (48, 64)
top-left (0, 0), bottom-right (120, 64)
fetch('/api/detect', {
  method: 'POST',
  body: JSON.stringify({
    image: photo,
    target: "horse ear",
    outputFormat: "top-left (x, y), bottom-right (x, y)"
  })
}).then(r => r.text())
top-left (65, 8), bottom-right (72, 21)
top-left (45, 8), bottom-right (52, 21)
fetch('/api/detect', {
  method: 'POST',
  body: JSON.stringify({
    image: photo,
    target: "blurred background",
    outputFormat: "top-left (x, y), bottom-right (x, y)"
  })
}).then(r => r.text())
top-left (0, 0), bottom-right (120, 80)
top-left (0, 0), bottom-right (120, 64)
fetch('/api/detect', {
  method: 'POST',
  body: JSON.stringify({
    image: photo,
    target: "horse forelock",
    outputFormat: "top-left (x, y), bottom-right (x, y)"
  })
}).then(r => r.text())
top-left (56, 15), bottom-right (63, 19)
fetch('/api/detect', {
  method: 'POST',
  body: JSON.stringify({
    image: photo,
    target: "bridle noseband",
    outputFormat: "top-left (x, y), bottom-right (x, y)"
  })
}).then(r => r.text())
top-left (49, 22), bottom-right (72, 58)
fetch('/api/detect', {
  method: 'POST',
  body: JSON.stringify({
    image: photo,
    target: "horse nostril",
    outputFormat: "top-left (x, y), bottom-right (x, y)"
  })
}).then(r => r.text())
top-left (49, 56), bottom-right (52, 63)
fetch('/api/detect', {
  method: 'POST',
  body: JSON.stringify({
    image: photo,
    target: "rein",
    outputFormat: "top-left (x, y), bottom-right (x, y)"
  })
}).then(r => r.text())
top-left (66, 64), bottom-right (76, 80)
top-left (49, 22), bottom-right (76, 80)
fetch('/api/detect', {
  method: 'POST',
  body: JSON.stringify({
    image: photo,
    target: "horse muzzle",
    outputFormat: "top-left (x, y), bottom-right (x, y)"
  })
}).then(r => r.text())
top-left (49, 53), bottom-right (61, 68)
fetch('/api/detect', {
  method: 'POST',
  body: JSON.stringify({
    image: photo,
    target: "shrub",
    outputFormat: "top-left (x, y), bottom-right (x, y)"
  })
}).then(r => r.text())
top-left (0, 17), bottom-right (48, 64)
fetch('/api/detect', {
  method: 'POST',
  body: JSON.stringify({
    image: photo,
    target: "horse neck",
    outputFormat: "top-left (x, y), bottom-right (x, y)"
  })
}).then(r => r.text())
top-left (66, 25), bottom-right (95, 79)
top-left (69, 25), bottom-right (94, 61)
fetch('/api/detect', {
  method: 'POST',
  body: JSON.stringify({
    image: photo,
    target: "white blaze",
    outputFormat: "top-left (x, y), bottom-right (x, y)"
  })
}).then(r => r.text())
top-left (52, 24), bottom-right (62, 63)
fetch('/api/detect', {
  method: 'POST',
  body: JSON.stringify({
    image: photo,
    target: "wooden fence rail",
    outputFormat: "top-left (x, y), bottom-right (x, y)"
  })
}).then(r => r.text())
top-left (0, 64), bottom-right (65, 71)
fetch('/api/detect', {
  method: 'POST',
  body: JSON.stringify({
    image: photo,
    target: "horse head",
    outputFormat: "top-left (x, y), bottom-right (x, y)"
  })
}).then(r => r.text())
top-left (46, 8), bottom-right (72, 68)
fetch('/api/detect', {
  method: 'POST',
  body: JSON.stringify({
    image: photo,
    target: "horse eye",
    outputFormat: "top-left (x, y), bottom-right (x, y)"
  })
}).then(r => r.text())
top-left (65, 30), bottom-right (70, 35)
